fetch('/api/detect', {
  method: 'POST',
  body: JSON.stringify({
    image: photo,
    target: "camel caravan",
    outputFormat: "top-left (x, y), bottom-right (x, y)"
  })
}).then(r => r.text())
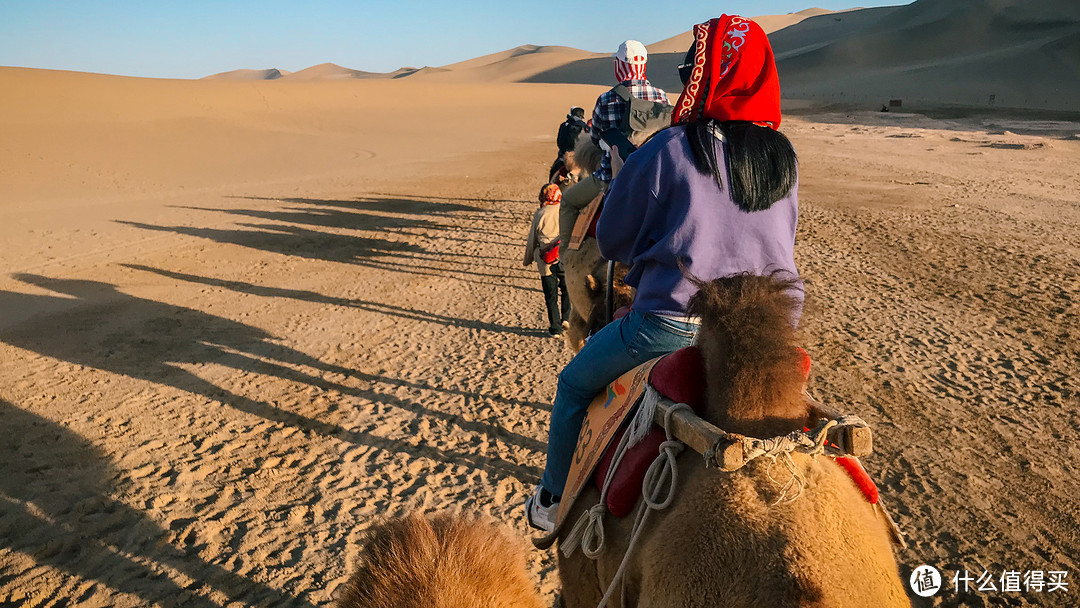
top-left (337, 15), bottom-right (912, 608)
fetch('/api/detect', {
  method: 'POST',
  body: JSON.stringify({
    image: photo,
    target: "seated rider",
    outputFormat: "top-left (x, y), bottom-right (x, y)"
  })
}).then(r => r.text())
top-left (558, 40), bottom-right (671, 249)
top-left (526, 15), bottom-right (804, 533)
top-left (549, 106), bottom-right (589, 186)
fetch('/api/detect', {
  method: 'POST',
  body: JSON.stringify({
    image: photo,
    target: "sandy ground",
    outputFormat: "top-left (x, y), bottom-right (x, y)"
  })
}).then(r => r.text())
top-left (1, 71), bottom-right (1079, 608)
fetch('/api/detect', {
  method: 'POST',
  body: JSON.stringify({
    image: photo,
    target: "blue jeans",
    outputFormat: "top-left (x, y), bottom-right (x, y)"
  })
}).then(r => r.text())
top-left (540, 309), bottom-right (699, 496)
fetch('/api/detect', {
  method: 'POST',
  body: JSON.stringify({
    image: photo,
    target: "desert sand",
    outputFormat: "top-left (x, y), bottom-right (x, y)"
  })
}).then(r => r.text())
top-left (2, 10), bottom-right (1080, 607)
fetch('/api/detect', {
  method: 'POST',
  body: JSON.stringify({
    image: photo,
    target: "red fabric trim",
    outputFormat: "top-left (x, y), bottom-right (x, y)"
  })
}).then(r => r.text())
top-left (672, 15), bottom-right (781, 130)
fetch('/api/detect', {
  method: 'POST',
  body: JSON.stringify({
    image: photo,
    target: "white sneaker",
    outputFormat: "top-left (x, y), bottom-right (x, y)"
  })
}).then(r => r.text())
top-left (525, 485), bottom-right (559, 533)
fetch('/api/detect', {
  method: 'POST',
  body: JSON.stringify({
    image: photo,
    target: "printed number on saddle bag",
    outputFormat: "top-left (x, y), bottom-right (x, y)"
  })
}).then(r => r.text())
top-left (540, 239), bottom-right (560, 264)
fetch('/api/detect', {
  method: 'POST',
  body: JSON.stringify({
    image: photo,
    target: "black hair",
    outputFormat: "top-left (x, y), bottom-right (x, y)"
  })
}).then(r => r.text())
top-left (679, 45), bottom-right (798, 212)
top-left (686, 121), bottom-right (797, 212)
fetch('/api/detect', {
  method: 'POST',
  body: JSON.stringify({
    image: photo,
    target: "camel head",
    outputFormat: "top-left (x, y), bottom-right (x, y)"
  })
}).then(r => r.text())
top-left (573, 133), bottom-right (602, 175)
top-left (687, 273), bottom-right (812, 439)
top-left (583, 261), bottom-right (633, 338)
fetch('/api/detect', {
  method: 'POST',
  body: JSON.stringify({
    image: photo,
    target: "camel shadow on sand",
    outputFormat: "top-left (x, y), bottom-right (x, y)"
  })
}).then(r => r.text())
top-left (0, 398), bottom-right (318, 608)
top-left (226, 195), bottom-right (521, 247)
top-left (0, 275), bottom-right (543, 482)
top-left (119, 194), bottom-right (536, 293)
top-left (122, 263), bottom-right (556, 348)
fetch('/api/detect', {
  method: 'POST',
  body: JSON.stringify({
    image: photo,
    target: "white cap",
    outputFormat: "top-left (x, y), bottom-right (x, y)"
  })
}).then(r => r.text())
top-left (613, 40), bottom-right (647, 65)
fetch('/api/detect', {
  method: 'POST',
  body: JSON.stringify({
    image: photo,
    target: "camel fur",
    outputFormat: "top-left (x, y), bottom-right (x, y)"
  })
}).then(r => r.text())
top-left (557, 275), bottom-right (910, 608)
top-left (337, 512), bottom-right (545, 608)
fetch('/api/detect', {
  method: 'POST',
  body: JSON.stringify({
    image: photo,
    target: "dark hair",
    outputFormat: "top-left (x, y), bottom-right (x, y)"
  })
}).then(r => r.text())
top-left (686, 120), bottom-right (797, 212)
top-left (679, 45), bottom-right (798, 212)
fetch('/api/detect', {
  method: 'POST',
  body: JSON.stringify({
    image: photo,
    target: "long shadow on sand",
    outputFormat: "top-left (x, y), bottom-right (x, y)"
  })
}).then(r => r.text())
top-left (0, 275), bottom-right (544, 481)
top-left (0, 399), bottom-right (317, 608)
top-left (116, 220), bottom-right (427, 265)
top-left (121, 264), bottom-right (549, 343)
top-left (117, 218), bottom-right (536, 292)
top-left (229, 195), bottom-right (486, 215)
top-left (180, 200), bottom-right (519, 250)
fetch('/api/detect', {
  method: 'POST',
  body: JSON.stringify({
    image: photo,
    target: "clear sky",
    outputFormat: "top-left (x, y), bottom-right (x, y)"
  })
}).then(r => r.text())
top-left (0, 1), bottom-right (907, 79)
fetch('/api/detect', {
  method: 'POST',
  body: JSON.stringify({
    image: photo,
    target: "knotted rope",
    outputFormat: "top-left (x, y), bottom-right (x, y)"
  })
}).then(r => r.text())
top-left (562, 403), bottom-right (692, 608)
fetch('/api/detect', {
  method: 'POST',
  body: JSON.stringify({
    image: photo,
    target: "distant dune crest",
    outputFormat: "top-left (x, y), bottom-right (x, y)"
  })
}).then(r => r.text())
top-left (198, 0), bottom-right (1079, 112)
top-left (202, 68), bottom-right (289, 81)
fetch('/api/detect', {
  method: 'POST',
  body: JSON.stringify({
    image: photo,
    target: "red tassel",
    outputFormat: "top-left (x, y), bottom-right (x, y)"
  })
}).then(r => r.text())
top-left (834, 456), bottom-right (879, 504)
top-left (795, 347), bottom-right (811, 380)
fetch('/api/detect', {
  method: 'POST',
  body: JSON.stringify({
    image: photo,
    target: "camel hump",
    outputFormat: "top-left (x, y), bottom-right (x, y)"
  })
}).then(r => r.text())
top-left (337, 512), bottom-right (545, 608)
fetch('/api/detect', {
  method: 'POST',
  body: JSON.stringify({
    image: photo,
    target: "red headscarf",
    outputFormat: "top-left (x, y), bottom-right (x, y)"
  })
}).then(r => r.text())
top-left (538, 183), bottom-right (562, 206)
top-left (671, 15), bottom-right (781, 129)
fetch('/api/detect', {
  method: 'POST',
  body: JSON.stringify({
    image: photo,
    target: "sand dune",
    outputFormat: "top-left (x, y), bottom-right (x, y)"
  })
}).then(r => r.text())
top-left (196, 1), bottom-right (1080, 112)
top-left (647, 7), bottom-right (838, 54)
top-left (419, 45), bottom-right (604, 83)
top-left (281, 62), bottom-right (394, 81)
top-left (521, 9), bottom-right (850, 92)
top-left (203, 68), bottom-right (289, 81)
top-left (526, 0), bottom-right (1080, 112)
top-left (773, 0), bottom-right (1080, 111)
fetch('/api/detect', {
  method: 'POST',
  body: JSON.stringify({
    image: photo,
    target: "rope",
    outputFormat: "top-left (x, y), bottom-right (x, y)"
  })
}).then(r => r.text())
top-left (590, 403), bottom-right (691, 608)
top-left (561, 419), bottom-right (635, 560)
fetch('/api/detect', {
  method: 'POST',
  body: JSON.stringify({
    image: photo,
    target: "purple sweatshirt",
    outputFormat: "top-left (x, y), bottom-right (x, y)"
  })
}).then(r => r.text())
top-left (596, 125), bottom-right (801, 318)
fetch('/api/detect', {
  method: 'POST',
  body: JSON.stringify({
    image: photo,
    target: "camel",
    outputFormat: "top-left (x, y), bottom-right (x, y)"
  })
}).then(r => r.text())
top-left (558, 132), bottom-right (644, 352)
top-left (581, 259), bottom-right (633, 339)
top-left (556, 274), bottom-right (911, 608)
top-left (337, 512), bottom-right (545, 608)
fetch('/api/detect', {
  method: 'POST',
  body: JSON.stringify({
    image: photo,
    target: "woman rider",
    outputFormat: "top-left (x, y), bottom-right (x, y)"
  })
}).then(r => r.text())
top-left (526, 15), bottom-right (803, 532)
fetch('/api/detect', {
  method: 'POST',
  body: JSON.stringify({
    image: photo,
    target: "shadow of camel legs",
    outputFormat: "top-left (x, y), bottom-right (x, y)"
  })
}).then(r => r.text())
top-left (0, 400), bottom-right (319, 607)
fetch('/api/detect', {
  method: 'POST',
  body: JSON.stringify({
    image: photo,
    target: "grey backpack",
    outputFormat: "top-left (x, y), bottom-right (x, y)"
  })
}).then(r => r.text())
top-left (612, 84), bottom-right (673, 140)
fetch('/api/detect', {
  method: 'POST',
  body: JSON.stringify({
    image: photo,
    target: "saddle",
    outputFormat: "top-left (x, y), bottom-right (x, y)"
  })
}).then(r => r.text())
top-left (533, 346), bottom-right (889, 550)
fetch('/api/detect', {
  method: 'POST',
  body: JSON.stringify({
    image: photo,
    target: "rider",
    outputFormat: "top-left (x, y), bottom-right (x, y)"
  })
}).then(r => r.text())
top-left (549, 106), bottom-right (589, 186)
top-left (558, 40), bottom-right (671, 249)
top-left (524, 183), bottom-right (571, 337)
top-left (526, 15), bottom-right (803, 533)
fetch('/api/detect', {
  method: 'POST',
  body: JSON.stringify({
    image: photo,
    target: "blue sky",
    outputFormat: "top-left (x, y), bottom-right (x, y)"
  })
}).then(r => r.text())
top-left (0, 1), bottom-right (906, 79)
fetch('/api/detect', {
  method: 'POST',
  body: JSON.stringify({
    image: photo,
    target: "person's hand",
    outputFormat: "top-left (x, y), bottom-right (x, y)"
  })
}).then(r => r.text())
top-left (611, 146), bottom-right (625, 178)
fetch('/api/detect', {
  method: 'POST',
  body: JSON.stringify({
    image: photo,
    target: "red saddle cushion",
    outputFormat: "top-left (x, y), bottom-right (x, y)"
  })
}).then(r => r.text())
top-left (591, 347), bottom-right (706, 517)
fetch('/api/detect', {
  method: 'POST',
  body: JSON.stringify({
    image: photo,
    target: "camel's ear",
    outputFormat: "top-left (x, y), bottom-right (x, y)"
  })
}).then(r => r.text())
top-left (586, 275), bottom-right (598, 291)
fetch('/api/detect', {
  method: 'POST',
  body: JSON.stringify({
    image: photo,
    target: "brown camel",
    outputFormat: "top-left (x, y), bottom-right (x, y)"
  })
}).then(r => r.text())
top-left (337, 512), bottom-right (545, 608)
top-left (558, 133), bottom-right (644, 352)
top-left (557, 274), bottom-right (911, 607)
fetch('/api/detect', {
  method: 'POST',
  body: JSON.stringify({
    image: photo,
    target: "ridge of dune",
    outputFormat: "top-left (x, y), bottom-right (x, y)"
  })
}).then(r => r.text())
top-left (647, 8), bottom-right (841, 54)
top-left (202, 68), bottom-right (289, 81)
top-left (773, 0), bottom-right (1080, 111)
top-left (280, 62), bottom-right (380, 81)
top-left (411, 44), bottom-right (603, 83)
top-left (394, 66), bottom-right (453, 79)
top-left (441, 44), bottom-right (601, 71)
